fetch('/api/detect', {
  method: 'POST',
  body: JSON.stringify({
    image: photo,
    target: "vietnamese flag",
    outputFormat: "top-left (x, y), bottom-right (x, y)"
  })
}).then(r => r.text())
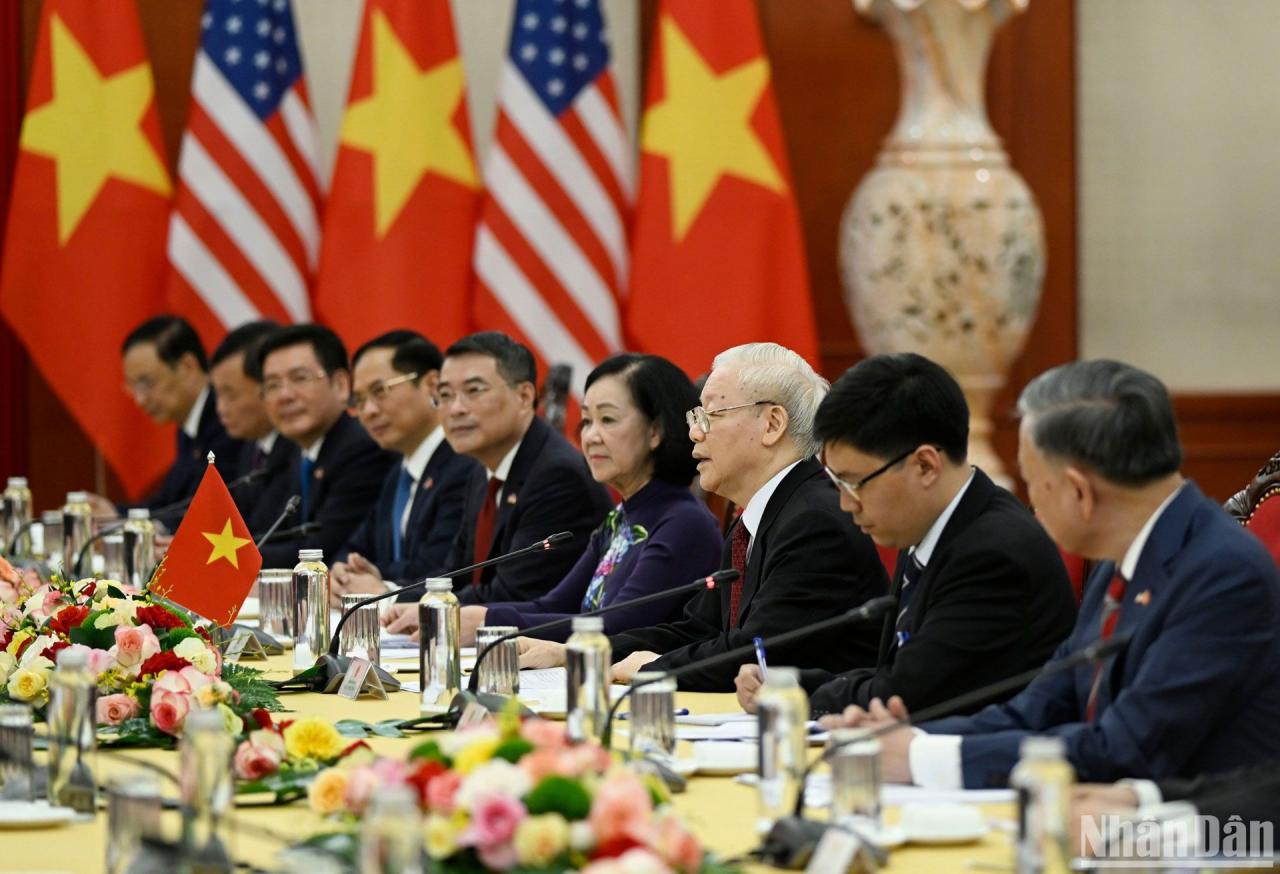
top-left (0, 0), bottom-right (173, 499)
top-left (149, 461), bottom-right (261, 628)
top-left (313, 0), bottom-right (480, 351)
top-left (625, 0), bottom-right (819, 375)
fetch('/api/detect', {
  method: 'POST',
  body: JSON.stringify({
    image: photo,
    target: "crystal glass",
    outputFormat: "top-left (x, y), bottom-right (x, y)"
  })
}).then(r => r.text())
top-left (474, 626), bottom-right (519, 696)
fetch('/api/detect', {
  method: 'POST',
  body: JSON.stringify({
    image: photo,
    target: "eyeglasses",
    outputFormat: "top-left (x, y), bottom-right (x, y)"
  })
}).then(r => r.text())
top-left (685, 400), bottom-right (778, 434)
top-left (822, 448), bottom-right (915, 499)
top-left (347, 372), bottom-right (418, 411)
top-left (260, 369), bottom-right (330, 399)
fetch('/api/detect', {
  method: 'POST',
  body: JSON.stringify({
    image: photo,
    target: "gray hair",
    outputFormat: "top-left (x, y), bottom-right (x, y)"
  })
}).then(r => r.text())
top-left (712, 343), bottom-right (829, 457)
top-left (1017, 359), bottom-right (1182, 486)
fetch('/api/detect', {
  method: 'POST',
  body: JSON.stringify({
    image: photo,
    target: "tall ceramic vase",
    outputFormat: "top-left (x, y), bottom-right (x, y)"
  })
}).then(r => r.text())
top-left (840, 0), bottom-right (1044, 484)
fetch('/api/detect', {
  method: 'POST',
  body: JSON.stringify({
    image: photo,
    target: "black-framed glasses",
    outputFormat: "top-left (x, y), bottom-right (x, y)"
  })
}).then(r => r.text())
top-left (347, 372), bottom-right (419, 410)
top-left (685, 400), bottom-right (778, 433)
top-left (822, 447), bottom-right (915, 499)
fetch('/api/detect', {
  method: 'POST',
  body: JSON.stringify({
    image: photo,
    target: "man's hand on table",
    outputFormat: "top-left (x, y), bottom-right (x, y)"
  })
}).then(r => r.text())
top-left (735, 663), bottom-right (763, 713)
top-left (329, 553), bottom-right (388, 607)
top-left (610, 651), bottom-right (659, 684)
top-left (518, 638), bottom-right (566, 669)
top-left (381, 602), bottom-right (418, 635)
top-left (460, 606), bottom-right (488, 646)
top-left (819, 695), bottom-right (914, 784)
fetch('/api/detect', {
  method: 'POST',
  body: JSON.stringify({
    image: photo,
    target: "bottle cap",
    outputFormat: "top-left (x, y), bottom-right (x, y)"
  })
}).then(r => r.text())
top-left (7, 477), bottom-right (27, 488)
top-left (56, 648), bottom-right (88, 670)
top-left (127, 508), bottom-right (151, 520)
top-left (298, 549), bottom-right (324, 562)
top-left (66, 491), bottom-right (88, 504)
top-left (1019, 735), bottom-right (1067, 760)
top-left (571, 616), bottom-right (603, 633)
top-left (422, 578), bottom-right (453, 593)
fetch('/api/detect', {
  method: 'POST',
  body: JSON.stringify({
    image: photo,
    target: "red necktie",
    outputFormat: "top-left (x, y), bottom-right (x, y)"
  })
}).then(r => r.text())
top-left (727, 521), bottom-right (749, 629)
top-left (1085, 571), bottom-right (1127, 721)
top-left (472, 478), bottom-right (504, 586)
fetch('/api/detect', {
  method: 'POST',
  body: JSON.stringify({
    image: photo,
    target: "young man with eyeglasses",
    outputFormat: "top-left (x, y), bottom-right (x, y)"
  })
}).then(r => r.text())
top-left (606, 342), bottom-right (889, 690)
top-left (326, 331), bottom-right (479, 606)
top-left (735, 352), bottom-right (1077, 716)
top-left (253, 324), bottom-right (394, 568)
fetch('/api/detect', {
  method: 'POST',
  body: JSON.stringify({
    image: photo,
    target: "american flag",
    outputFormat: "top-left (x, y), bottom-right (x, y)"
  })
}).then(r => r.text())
top-left (473, 0), bottom-right (632, 388)
top-left (166, 0), bottom-right (321, 339)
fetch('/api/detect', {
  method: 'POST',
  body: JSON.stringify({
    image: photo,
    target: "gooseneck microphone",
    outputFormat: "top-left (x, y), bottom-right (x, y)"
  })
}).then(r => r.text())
top-left (272, 532), bottom-right (575, 695)
top-left (255, 520), bottom-right (321, 544)
top-left (600, 594), bottom-right (898, 749)
top-left (252, 495), bottom-right (300, 550)
top-left (466, 569), bottom-right (738, 695)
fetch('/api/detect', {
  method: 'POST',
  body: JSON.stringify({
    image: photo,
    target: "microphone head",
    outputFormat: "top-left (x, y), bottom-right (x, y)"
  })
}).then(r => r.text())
top-left (709, 569), bottom-right (740, 588)
top-left (543, 531), bottom-right (573, 548)
top-left (1090, 633), bottom-right (1131, 661)
top-left (284, 495), bottom-right (301, 514)
top-left (853, 595), bottom-right (898, 620)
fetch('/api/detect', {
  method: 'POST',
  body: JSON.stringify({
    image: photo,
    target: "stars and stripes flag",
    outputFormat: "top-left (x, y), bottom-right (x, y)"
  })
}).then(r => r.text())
top-left (472, 0), bottom-right (632, 392)
top-left (165, 0), bottom-right (322, 349)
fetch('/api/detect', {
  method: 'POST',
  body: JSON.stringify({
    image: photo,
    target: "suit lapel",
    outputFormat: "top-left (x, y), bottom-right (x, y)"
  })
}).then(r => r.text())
top-left (735, 459), bottom-right (821, 625)
top-left (308, 414), bottom-right (351, 515)
top-left (403, 445), bottom-right (446, 552)
top-left (489, 419), bottom-right (549, 554)
top-left (878, 554), bottom-right (908, 664)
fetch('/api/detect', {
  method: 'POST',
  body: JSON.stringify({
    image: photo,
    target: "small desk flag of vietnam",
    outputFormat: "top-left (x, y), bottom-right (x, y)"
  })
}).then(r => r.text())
top-left (148, 454), bottom-right (262, 628)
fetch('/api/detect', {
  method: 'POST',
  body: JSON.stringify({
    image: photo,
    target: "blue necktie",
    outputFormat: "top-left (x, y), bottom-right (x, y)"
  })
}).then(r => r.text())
top-left (390, 466), bottom-right (414, 562)
top-left (300, 456), bottom-right (315, 519)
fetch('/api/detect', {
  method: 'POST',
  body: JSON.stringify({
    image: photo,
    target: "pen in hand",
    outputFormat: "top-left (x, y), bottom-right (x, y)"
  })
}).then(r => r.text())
top-left (753, 636), bottom-right (769, 683)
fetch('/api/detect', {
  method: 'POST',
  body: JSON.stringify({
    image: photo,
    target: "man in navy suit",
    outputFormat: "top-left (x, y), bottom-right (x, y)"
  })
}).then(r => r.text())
top-left (326, 330), bottom-right (478, 606)
top-left (112, 315), bottom-right (242, 523)
top-left (253, 325), bottom-right (394, 568)
top-left (825, 359), bottom-right (1280, 789)
top-left (208, 320), bottom-right (292, 521)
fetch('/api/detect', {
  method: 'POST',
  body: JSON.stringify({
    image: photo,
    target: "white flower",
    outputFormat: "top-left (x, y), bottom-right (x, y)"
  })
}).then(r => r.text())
top-left (19, 636), bottom-right (55, 668)
top-left (570, 819), bottom-right (597, 852)
top-left (174, 637), bottom-right (218, 675)
top-left (454, 759), bottom-right (531, 811)
top-left (92, 596), bottom-right (138, 630)
top-left (0, 651), bottom-right (16, 685)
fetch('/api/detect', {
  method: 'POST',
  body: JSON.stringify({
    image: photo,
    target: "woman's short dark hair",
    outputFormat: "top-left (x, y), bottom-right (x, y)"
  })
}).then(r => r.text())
top-left (584, 353), bottom-right (700, 486)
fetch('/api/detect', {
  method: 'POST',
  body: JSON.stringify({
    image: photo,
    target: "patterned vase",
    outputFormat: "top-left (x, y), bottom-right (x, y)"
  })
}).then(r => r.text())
top-left (840, 0), bottom-right (1044, 484)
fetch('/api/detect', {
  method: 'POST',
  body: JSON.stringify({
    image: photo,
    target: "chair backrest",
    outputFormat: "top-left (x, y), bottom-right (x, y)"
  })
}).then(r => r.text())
top-left (1224, 450), bottom-right (1280, 566)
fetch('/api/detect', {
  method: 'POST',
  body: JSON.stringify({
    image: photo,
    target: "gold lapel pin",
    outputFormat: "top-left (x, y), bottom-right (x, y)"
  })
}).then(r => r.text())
top-left (506, 493), bottom-right (518, 505)
top-left (1135, 590), bottom-right (1151, 606)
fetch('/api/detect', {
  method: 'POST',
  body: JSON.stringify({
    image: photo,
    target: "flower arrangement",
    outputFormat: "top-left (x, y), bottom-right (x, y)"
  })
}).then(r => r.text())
top-left (297, 712), bottom-right (739, 874)
top-left (231, 713), bottom-right (380, 804)
top-left (0, 558), bottom-right (280, 747)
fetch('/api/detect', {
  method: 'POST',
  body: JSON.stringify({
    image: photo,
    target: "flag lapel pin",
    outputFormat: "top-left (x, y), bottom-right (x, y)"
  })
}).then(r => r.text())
top-left (1135, 590), bottom-right (1152, 606)
top-left (506, 493), bottom-right (518, 506)
top-left (314, 467), bottom-right (325, 481)
top-left (423, 477), bottom-right (434, 490)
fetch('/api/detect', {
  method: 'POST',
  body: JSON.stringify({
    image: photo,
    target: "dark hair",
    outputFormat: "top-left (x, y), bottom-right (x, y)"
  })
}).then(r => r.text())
top-left (584, 353), bottom-right (700, 486)
top-left (352, 330), bottom-right (443, 379)
top-left (210, 320), bottom-right (280, 382)
top-left (815, 353), bottom-right (969, 464)
top-left (122, 315), bottom-right (208, 372)
top-left (444, 332), bottom-right (536, 386)
top-left (256, 324), bottom-right (349, 376)
top-left (1017, 359), bottom-right (1182, 486)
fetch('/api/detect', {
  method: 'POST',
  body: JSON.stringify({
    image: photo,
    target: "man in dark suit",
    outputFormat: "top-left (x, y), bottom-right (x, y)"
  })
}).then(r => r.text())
top-left (827, 360), bottom-right (1280, 789)
top-left (734, 353), bottom-right (1076, 716)
top-left (326, 330), bottom-right (479, 606)
top-left (253, 325), bottom-right (394, 568)
top-left (113, 315), bottom-right (242, 523)
top-left (208, 320), bottom-right (293, 521)
top-left (607, 342), bottom-right (889, 691)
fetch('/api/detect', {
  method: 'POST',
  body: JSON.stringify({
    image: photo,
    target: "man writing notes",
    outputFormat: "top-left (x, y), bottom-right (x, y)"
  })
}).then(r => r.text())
top-left (254, 325), bottom-right (393, 568)
top-left (603, 343), bottom-right (889, 690)
top-left (735, 353), bottom-right (1076, 716)
top-left (825, 360), bottom-right (1280, 788)
top-left (327, 331), bottom-right (478, 606)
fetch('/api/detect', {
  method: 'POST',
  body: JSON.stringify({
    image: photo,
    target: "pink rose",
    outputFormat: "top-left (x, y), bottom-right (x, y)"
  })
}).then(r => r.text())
top-left (96, 693), bottom-right (140, 726)
top-left (370, 757), bottom-right (410, 785)
top-left (589, 774), bottom-right (653, 844)
top-left (342, 765), bottom-right (381, 814)
top-left (233, 737), bottom-right (284, 780)
top-left (477, 842), bottom-right (519, 871)
top-left (151, 691), bottom-right (191, 735)
top-left (463, 791), bottom-right (526, 848)
top-left (153, 668), bottom-right (191, 696)
top-left (518, 748), bottom-right (564, 783)
top-left (558, 743), bottom-right (612, 778)
top-left (248, 728), bottom-right (285, 756)
top-left (86, 647), bottom-right (116, 677)
top-left (426, 770), bottom-right (463, 814)
top-left (178, 665), bottom-right (215, 695)
top-left (653, 816), bottom-right (702, 874)
top-left (25, 584), bottom-right (63, 622)
top-left (110, 624), bottom-right (160, 673)
top-left (519, 719), bottom-right (568, 750)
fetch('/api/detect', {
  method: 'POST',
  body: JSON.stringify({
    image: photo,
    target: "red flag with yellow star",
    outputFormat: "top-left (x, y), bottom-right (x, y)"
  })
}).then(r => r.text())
top-left (312, 0), bottom-right (480, 351)
top-left (625, 0), bottom-right (819, 375)
top-left (0, 0), bottom-right (173, 499)
top-left (149, 460), bottom-right (261, 627)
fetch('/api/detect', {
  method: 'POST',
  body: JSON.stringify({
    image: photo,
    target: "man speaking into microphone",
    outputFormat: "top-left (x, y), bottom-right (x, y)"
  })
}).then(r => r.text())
top-left (824, 360), bottom-right (1280, 789)
top-left (735, 353), bottom-right (1076, 717)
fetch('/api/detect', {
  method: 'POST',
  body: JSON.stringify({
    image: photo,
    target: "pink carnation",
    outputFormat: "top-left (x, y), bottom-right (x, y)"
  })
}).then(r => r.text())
top-left (110, 624), bottom-right (160, 674)
top-left (234, 737), bottom-right (284, 780)
top-left (464, 791), bottom-right (526, 848)
top-left (426, 769), bottom-right (463, 814)
top-left (590, 774), bottom-right (654, 844)
top-left (96, 693), bottom-right (140, 726)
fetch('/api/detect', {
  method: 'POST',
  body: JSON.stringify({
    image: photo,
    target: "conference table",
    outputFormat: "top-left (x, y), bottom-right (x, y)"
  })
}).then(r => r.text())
top-left (8, 654), bottom-right (1017, 873)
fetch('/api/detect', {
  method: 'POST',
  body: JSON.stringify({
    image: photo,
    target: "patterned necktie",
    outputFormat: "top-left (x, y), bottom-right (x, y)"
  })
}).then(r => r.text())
top-left (1085, 570), bottom-right (1128, 721)
top-left (299, 456), bottom-right (315, 520)
top-left (390, 466), bottom-right (414, 562)
top-left (471, 477), bottom-right (504, 586)
top-left (891, 553), bottom-right (925, 653)
top-left (727, 520), bottom-right (750, 630)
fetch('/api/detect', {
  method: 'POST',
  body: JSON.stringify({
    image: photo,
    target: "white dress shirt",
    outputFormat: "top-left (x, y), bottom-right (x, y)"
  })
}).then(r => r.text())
top-left (183, 386), bottom-right (209, 440)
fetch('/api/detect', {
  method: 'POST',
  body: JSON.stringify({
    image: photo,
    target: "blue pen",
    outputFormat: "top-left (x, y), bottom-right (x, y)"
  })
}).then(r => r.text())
top-left (753, 636), bottom-right (769, 683)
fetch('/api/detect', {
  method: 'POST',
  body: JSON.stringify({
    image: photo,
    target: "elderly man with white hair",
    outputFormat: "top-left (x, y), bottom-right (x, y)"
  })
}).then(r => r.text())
top-left (606, 342), bottom-right (890, 690)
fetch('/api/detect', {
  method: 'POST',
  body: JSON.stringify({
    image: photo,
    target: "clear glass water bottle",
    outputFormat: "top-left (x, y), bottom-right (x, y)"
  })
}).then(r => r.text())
top-left (292, 548), bottom-right (329, 669)
top-left (122, 507), bottom-right (157, 588)
top-left (61, 490), bottom-right (93, 577)
top-left (47, 647), bottom-right (97, 813)
top-left (629, 671), bottom-right (677, 760)
top-left (566, 616), bottom-right (611, 743)
top-left (359, 784), bottom-right (424, 874)
top-left (755, 666), bottom-right (808, 833)
top-left (1012, 736), bottom-right (1075, 874)
top-left (180, 707), bottom-right (234, 874)
top-left (417, 578), bottom-right (460, 711)
top-left (38, 509), bottom-right (62, 566)
top-left (2, 476), bottom-right (33, 557)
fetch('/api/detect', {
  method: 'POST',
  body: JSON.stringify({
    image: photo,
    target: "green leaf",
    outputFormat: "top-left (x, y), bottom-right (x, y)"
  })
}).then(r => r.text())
top-left (68, 614), bottom-right (115, 650)
top-left (407, 740), bottom-right (451, 765)
top-left (370, 721), bottom-right (403, 738)
top-left (335, 719), bottom-right (373, 738)
top-left (524, 776), bottom-right (591, 821)
top-left (492, 738), bottom-right (534, 764)
top-left (97, 717), bottom-right (175, 749)
top-left (164, 627), bottom-right (199, 648)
